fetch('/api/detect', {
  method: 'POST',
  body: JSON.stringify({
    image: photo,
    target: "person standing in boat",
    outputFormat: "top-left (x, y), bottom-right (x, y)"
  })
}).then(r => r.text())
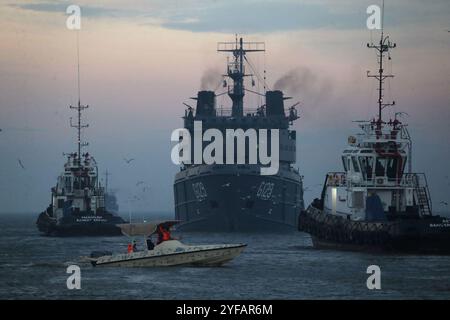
top-left (156, 225), bottom-right (172, 244)
top-left (146, 236), bottom-right (155, 250)
top-left (132, 240), bottom-right (139, 252)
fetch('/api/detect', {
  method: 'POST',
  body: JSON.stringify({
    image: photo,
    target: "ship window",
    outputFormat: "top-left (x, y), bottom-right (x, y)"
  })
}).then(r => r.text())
top-left (57, 199), bottom-right (64, 209)
top-left (375, 157), bottom-right (386, 177)
top-left (64, 177), bottom-right (72, 192)
top-left (342, 157), bottom-right (347, 171)
top-left (386, 157), bottom-right (406, 180)
top-left (351, 157), bottom-right (360, 172)
top-left (359, 156), bottom-right (374, 180)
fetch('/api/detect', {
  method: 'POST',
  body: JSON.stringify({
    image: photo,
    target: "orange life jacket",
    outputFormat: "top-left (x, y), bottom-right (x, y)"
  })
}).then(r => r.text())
top-left (158, 226), bottom-right (171, 242)
top-left (127, 244), bottom-right (133, 253)
top-left (162, 230), bottom-right (171, 241)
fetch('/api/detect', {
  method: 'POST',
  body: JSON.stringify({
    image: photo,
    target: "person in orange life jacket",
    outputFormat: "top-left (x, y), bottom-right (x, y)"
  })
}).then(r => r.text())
top-left (127, 243), bottom-right (133, 253)
top-left (156, 225), bottom-right (172, 245)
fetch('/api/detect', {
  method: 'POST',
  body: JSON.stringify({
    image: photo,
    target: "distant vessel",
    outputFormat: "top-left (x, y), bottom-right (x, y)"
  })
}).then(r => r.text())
top-left (298, 16), bottom-right (450, 253)
top-left (36, 36), bottom-right (125, 236)
top-left (104, 169), bottom-right (119, 213)
top-left (174, 37), bottom-right (304, 232)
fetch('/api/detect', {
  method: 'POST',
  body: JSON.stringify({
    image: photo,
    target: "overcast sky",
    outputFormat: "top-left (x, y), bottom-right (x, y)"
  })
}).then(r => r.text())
top-left (0, 0), bottom-right (449, 214)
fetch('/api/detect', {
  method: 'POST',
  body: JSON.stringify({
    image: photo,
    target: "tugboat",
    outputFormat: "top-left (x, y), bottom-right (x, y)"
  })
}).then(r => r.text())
top-left (36, 41), bottom-right (126, 235)
top-left (36, 102), bottom-right (126, 236)
top-left (173, 37), bottom-right (304, 232)
top-left (298, 20), bottom-right (450, 253)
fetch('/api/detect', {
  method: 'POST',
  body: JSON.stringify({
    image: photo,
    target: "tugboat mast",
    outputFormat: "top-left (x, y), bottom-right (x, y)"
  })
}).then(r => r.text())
top-left (367, 1), bottom-right (396, 128)
top-left (217, 36), bottom-right (265, 117)
top-left (70, 31), bottom-right (89, 162)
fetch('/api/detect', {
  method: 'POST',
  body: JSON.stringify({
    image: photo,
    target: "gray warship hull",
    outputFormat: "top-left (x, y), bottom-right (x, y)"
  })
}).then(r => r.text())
top-left (174, 165), bottom-right (303, 232)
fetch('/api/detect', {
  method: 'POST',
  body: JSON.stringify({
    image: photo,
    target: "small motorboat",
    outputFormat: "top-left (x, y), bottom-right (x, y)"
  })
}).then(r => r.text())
top-left (87, 221), bottom-right (246, 267)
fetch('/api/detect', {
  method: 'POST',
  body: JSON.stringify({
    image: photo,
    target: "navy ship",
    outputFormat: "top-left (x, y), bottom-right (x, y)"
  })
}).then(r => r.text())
top-left (298, 18), bottom-right (450, 253)
top-left (174, 37), bottom-right (304, 232)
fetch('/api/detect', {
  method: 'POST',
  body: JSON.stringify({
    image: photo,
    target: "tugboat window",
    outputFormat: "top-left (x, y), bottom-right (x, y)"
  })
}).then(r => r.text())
top-left (351, 157), bottom-right (360, 172)
top-left (342, 156), bottom-right (347, 171)
top-left (359, 156), bottom-right (374, 180)
top-left (375, 157), bottom-right (386, 177)
top-left (386, 157), bottom-right (405, 180)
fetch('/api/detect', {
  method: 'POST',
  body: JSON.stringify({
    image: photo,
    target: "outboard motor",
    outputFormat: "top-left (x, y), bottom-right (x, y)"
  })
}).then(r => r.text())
top-left (266, 90), bottom-right (285, 117)
top-left (195, 91), bottom-right (216, 117)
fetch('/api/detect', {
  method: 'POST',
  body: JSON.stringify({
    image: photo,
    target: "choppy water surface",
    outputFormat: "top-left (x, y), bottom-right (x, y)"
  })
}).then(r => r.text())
top-left (1, 213), bottom-right (450, 299)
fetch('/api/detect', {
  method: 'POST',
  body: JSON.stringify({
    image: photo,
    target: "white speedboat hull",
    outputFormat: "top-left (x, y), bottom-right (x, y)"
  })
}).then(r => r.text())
top-left (92, 240), bottom-right (246, 267)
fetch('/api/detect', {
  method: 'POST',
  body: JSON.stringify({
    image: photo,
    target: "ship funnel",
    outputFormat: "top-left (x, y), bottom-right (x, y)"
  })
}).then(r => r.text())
top-left (266, 90), bottom-right (285, 117)
top-left (195, 91), bottom-right (216, 117)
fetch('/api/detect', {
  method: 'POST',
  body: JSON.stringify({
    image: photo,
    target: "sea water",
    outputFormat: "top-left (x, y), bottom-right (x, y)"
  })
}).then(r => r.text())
top-left (1, 213), bottom-right (450, 299)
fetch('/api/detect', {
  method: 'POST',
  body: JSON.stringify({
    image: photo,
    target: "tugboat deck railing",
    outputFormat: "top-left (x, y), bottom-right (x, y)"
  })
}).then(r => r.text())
top-left (324, 172), bottom-right (433, 212)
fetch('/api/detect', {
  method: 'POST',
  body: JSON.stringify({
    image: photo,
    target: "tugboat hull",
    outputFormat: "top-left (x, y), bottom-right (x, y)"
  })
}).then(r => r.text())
top-left (299, 206), bottom-right (450, 254)
top-left (36, 211), bottom-right (125, 237)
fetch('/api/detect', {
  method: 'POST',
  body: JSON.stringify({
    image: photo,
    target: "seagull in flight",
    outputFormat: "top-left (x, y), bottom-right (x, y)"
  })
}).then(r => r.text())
top-left (136, 181), bottom-right (145, 186)
top-left (440, 201), bottom-right (448, 206)
top-left (124, 158), bottom-right (135, 164)
top-left (17, 159), bottom-right (25, 170)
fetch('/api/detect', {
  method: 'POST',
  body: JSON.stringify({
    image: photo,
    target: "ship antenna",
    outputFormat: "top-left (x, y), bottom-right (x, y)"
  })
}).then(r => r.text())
top-left (70, 30), bottom-right (89, 162)
top-left (104, 169), bottom-right (109, 193)
top-left (367, 0), bottom-right (396, 129)
top-left (217, 36), bottom-right (265, 117)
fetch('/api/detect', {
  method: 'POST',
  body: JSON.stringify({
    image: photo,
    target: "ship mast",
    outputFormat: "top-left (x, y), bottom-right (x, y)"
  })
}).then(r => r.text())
top-left (218, 36), bottom-right (265, 117)
top-left (367, 0), bottom-right (396, 129)
top-left (70, 31), bottom-right (89, 162)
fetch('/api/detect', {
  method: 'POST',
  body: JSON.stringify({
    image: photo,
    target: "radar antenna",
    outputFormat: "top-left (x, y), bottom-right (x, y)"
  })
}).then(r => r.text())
top-left (69, 31), bottom-right (89, 161)
top-left (217, 36), bottom-right (265, 117)
top-left (366, 0), bottom-right (396, 128)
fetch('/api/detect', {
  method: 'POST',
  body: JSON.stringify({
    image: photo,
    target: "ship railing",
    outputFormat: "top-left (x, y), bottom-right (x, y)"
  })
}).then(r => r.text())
top-left (355, 133), bottom-right (410, 144)
top-left (326, 172), bottom-right (430, 190)
top-left (325, 172), bottom-right (347, 187)
top-left (190, 107), bottom-right (294, 118)
top-left (215, 107), bottom-right (263, 117)
top-left (73, 189), bottom-right (85, 197)
top-left (325, 171), bottom-right (432, 212)
top-left (227, 63), bottom-right (245, 76)
top-left (404, 173), bottom-right (432, 212)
